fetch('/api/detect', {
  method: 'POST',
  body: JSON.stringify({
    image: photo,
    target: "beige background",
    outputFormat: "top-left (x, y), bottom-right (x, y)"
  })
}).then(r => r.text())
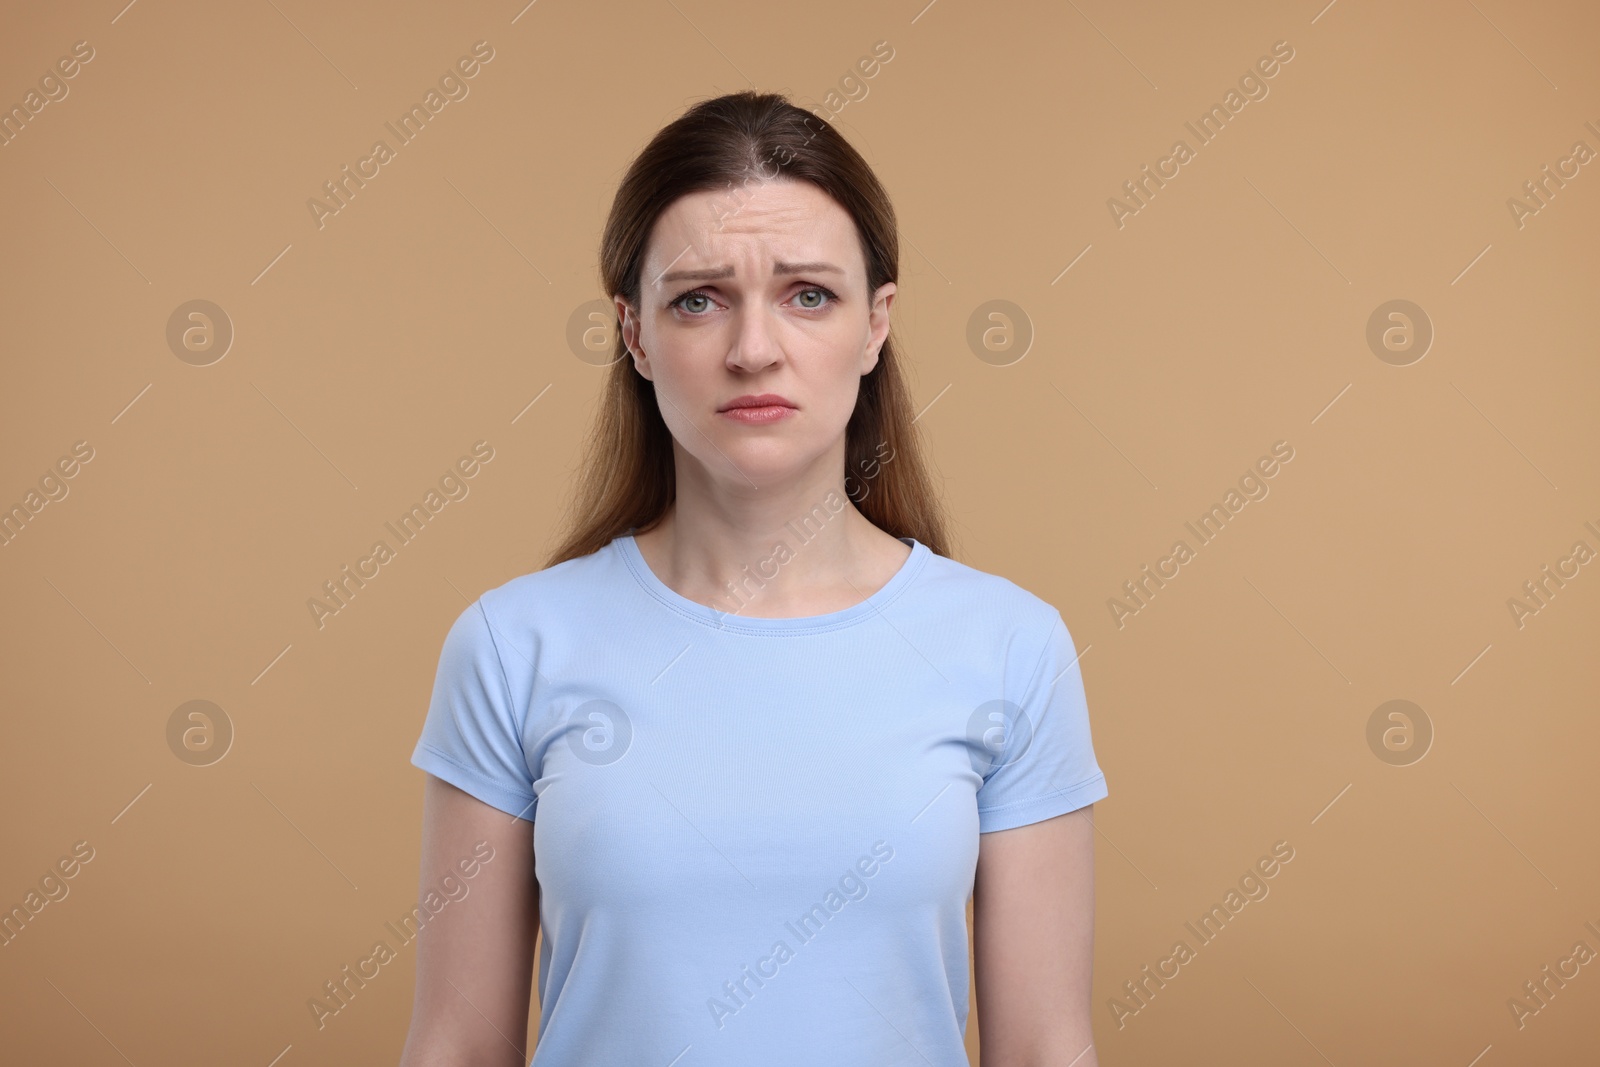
top-left (2, 0), bottom-right (1597, 1063)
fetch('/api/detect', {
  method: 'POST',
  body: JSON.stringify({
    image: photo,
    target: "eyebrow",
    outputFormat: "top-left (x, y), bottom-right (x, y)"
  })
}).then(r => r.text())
top-left (657, 260), bottom-right (845, 284)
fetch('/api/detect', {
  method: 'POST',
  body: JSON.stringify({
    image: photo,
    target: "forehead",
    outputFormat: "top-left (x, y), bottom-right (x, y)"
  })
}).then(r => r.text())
top-left (644, 178), bottom-right (862, 277)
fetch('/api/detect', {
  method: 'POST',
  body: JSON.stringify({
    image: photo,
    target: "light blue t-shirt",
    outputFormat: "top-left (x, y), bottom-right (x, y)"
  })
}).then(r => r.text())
top-left (411, 532), bottom-right (1108, 1066)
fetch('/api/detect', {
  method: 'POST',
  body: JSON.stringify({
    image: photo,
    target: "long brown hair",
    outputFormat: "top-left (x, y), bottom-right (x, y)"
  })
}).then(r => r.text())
top-left (542, 90), bottom-right (953, 568)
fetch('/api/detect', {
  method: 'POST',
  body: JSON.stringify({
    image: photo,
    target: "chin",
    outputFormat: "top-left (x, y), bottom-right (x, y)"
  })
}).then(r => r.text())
top-left (706, 440), bottom-right (818, 486)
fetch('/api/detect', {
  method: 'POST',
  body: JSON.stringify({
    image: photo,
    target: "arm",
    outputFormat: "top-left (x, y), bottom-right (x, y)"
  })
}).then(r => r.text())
top-left (973, 804), bottom-right (1099, 1067)
top-left (398, 774), bottom-right (539, 1067)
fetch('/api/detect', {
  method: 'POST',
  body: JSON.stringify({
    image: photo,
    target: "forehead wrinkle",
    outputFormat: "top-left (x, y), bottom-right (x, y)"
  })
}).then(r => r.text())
top-left (657, 259), bottom-right (846, 285)
top-left (644, 186), bottom-right (857, 289)
top-left (707, 198), bottom-right (817, 232)
top-left (648, 233), bottom-right (846, 289)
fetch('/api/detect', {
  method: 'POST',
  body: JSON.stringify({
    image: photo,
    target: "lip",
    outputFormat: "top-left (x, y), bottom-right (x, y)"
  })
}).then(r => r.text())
top-left (717, 393), bottom-right (797, 424)
top-left (718, 393), bottom-right (796, 412)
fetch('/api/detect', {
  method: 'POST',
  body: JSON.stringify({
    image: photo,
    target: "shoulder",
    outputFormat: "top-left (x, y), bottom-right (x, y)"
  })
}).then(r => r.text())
top-left (913, 546), bottom-right (1064, 640)
top-left (432, 541), bottom-right (624, 655)
top-left (471, 540), bottom-right (623, 628)
top-left (431, 542), bottom-right (626, 693)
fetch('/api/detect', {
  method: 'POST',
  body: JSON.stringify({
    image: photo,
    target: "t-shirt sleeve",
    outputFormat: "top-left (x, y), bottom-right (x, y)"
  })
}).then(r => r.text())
top-left (410, 597), bottom-right (539, 821)
top-left (975, 610), bottom-right (1108, 833)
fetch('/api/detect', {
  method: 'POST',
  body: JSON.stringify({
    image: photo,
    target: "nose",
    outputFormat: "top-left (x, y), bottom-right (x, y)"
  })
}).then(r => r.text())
top-left (726, 303), bottom-right (781, 371)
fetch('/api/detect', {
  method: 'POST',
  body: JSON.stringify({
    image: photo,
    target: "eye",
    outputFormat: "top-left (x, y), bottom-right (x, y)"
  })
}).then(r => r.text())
top-left (793, 285), bottom-right (838, 309)
top-left (669, 289), bottom-right (717, 315)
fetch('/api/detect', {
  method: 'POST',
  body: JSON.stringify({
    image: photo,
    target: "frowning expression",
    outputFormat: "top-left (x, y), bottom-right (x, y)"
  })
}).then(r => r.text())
top-left (617, 177), bottom-right (896, 490)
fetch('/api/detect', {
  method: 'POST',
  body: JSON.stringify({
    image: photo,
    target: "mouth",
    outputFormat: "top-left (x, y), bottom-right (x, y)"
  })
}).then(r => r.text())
top-left (718, 393), bottom-right (797, 424)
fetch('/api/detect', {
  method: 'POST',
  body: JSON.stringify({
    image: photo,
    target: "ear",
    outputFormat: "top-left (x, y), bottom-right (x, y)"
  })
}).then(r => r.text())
top-left (614, 294), bottom-right (652, 379)
top-left (862, 281), bottom-right (897, 372)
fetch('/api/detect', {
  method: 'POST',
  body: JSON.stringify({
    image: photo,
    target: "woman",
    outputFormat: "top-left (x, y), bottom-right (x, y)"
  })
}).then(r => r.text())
top-left (399, 91), bottom-right (1108, 1067)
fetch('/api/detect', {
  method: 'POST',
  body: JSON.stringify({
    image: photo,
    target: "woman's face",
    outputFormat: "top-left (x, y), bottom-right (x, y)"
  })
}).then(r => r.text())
top-left (616, 177), bottom-right (896, 494)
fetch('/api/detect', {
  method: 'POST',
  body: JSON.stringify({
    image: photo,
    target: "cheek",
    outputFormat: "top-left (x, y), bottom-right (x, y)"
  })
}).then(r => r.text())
top-left (651, 356), bottom-right (707, 416)
top-left (803, 359), bottom-right (868, 425)
top-left (803, 324), bottom-right (871, 397)
top-left (646, 343), bottom-right (723, 435)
